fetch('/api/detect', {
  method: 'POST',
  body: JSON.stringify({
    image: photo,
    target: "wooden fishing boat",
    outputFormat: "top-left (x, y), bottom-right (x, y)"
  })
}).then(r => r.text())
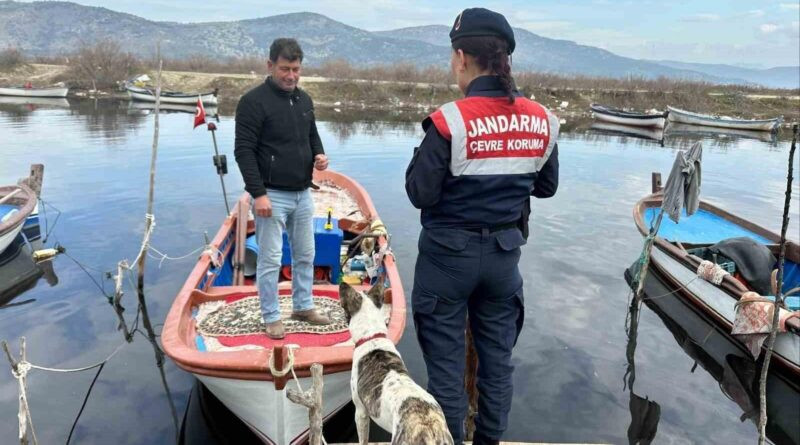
top-left (126, 85), bottom-right (218, 105)
top-left (161, 169), bottom-right (405, 445)
top-left (0, 86), bottom-right (69, 98)
top-left (633, 174), bottom-right (800, 377)
top-left (0, 183), bottom-right (36, 256)
top-left (590, 104), bottom-right (666, 128)
top-left (666, 106), bottom-right (782, 132)
top-left (0, 96), bottom-right (70, 109)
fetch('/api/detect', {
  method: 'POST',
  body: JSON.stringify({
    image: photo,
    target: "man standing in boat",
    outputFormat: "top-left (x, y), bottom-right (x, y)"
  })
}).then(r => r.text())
top-left (405, 8), bottom-right (559, 445)
top-left (234, 38), bottom-right (331, 339)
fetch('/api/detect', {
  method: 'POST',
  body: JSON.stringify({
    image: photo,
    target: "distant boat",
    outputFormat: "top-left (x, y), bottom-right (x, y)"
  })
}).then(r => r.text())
top-left (0, 86), bottom-right (69, 98)
top-left (126, 85), bottom-right (218, 105)
top-left (666, 106), bottom-right (782, 132)
top-left (590, 104), bottom-right (666, 128)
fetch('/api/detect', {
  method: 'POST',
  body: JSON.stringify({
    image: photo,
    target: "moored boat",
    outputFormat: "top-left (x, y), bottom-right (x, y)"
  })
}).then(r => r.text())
top-left (666, 106), bottom-right (782, 132)
top-left (161, 169), bottom-right (405, 444)
top-left (590, 104), bottom-right (666, 128)
top-left (126, 85), bottom-right (218, 105)
top-left (633, 175), bottom-right (800, 377)
top-left (0, 183), bottom-right (37, 256)
top-left (0, 86), bottom-right (69, 98)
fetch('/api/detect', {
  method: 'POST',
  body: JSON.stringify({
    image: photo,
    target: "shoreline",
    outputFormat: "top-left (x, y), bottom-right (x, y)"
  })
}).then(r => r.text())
top-left (2, 64), bottom-right (799, 124)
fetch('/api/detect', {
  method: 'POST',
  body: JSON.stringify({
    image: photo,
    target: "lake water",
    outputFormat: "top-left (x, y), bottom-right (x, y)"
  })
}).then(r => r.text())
top-left (1, 98), bottom-right (798, 445)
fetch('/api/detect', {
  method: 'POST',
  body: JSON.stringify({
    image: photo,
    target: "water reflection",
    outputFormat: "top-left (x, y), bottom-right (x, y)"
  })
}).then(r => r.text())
top-left (624, 267), bottom-right (800, 445)
top-left (0, 234), bottom-right (58, 308)
top-left (623, 294), bottom-right (661, 445)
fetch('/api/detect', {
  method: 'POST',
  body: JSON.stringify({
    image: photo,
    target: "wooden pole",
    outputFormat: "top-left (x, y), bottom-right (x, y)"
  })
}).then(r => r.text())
top-left (136, 44), bottom-right (162, 292)
top-left (2, 338), bottom-right (37, 445)
top-left (287, 363), bottom-right (324, 445)
top-left (757, 123), bottom-right (797, 445)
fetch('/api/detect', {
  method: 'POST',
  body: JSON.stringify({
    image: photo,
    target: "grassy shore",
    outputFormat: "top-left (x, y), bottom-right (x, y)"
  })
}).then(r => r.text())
top-left (2, 63), bottom-right (798, 123)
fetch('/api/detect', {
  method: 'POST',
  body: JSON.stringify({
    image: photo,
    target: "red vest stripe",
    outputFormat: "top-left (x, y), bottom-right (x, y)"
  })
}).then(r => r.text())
top-left (428, 96), bottom-right (559, 176)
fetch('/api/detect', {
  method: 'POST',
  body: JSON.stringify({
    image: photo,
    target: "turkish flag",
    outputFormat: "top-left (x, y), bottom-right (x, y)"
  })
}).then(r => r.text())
top-left (193, 97), bottom-right (206, 129)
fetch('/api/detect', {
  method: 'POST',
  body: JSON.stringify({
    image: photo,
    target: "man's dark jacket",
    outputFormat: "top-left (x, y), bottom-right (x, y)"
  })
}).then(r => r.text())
top-left (234, 77), bottom-right (324, 198)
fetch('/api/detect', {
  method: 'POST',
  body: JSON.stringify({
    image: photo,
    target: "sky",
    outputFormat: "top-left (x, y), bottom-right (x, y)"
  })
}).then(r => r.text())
top-left (21, 0), bottom-right (800, 67)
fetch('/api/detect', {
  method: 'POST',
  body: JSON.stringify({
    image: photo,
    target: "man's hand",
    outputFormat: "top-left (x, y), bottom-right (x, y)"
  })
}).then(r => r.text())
top-left (314, 154), bottom-right (328, 171)
top-left (254, 195), bottom-right (272, 217)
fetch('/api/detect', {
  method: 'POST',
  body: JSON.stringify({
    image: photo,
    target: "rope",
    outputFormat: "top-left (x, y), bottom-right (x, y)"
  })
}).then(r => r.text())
top-left (129, 213), bottom-right (156, 267)
top-left (268, 346), bottom-right (295, 378)
top-left (27, 342), bottom-right (127, 374)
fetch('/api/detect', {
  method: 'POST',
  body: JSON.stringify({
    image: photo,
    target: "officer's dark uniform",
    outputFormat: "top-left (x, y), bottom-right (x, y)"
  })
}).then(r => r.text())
top-left (405, 8), bottom-right (559, 445)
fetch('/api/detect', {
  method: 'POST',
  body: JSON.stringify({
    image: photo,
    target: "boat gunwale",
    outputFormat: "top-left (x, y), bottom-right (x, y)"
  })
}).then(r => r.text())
top-left (0, 183), bottom-right (36, 237)
top-left (161, 170), bottom-right (407, 383)
top-left (633, 191), bottom-right (800, 375)
top-left (590, 103), bottom-right (667, 120)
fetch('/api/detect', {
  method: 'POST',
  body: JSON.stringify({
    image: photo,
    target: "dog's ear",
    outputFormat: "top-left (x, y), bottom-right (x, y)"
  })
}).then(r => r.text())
top-left (366, 283), bottom-right (384, 309)
top-left (339, 282), bottom-right (362, 318)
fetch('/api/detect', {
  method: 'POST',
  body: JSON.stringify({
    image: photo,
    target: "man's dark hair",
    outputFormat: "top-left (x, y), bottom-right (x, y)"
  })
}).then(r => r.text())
top-left (269, 38), bottom-right (304, 63)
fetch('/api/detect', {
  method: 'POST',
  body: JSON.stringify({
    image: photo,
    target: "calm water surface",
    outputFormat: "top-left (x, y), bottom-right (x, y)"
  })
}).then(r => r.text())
top-left (1, 99), bottom-right (798, 444)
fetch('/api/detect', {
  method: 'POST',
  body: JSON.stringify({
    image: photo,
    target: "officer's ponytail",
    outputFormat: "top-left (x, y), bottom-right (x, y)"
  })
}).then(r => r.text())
top-left (452, 36), bottom-right (515, 104)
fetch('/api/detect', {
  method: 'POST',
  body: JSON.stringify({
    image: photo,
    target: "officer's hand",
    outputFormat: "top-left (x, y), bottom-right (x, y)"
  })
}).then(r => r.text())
top-left (254, 195), bottom-right (272, 217)
top-left (314, 154), bottom-right (329, 171)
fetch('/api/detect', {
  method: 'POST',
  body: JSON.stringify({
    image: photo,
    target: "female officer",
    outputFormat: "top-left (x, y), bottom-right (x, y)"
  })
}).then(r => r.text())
top-left (405, 8), bottom-right (559, 445)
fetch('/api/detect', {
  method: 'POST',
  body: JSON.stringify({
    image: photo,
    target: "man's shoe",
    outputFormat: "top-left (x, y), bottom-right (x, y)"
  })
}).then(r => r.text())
top-left (291, 309), bottom-right (331, 325)
top-left (265, 320), bottom-right (285, 339)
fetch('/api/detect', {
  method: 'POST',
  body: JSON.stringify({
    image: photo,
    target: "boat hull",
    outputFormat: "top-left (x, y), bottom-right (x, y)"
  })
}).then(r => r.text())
top-left (592, 111), bottom-right (665, 128)
top-left (0, 223), bottom-right (23, 255)
top-left (666, 106), bottom-right (781, 131)
top-left (127, 88), bottom-right (218, 105)
top-left (0, 87), bottom-right (69, 98)
top-left (650, 246), bottom-right (800, 370)
top-left (196, 371), bottom-right (351, 444)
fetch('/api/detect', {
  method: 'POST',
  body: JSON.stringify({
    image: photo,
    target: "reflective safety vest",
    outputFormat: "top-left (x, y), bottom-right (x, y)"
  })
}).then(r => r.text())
top-left (428, 96), bottom-right (560, 176)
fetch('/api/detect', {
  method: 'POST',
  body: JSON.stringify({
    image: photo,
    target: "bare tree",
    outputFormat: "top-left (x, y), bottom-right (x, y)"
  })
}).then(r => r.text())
top-left (68, 41), bottom-right (140, 90)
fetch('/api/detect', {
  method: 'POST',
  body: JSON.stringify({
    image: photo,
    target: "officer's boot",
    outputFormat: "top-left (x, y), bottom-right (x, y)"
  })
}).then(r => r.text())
top-left (472, 431), bottom-right (500, 445)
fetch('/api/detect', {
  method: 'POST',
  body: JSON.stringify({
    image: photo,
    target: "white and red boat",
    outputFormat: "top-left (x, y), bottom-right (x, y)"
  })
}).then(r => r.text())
top-left (161, 170), bottom-right (405, 444)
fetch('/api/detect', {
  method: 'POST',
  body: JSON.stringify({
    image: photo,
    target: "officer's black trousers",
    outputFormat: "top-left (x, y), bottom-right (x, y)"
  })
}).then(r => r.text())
top-left (412, 227), bottom-right (525, 444)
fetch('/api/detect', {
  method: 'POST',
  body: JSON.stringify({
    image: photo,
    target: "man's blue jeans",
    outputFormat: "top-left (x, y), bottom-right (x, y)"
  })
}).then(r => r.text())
top-left (254, 188), bottom-right (315, 323)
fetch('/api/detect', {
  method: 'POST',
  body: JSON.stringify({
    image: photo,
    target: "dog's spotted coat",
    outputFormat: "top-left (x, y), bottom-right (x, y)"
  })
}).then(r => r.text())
top-left (340, 283), bottom-right (453, 445)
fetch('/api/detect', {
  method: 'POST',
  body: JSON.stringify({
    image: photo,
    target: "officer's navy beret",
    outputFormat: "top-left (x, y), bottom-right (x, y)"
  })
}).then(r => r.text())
top-left (449, 8), bottom-right (516, 54)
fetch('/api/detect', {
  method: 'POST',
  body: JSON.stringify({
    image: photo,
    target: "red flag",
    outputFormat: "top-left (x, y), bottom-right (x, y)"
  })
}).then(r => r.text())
top-left (193, 96), bottom-right (206, 129)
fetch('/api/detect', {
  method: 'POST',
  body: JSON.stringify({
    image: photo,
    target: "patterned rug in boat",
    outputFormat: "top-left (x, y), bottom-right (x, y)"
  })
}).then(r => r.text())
top-left (194, 289), bottom-right (351, 351)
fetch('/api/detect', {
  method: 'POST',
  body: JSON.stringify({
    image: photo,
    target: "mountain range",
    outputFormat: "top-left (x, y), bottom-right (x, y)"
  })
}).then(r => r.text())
top-left (0, 1), bottom-right (797, 88)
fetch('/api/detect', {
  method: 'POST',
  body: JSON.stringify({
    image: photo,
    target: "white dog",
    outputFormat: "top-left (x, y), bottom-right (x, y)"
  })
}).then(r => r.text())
top-left (339, 282), bottom-right (454, 445)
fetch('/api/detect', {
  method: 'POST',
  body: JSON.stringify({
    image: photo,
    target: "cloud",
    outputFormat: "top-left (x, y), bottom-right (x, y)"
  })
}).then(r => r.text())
top-left (760, 23), bottom-right (780, 34)
top-left (739, 9), bottom-right (766, 18)
top-left (780, 3), bottom-right (800, 10)
top-left (682, 13), bottom-right (721, 22)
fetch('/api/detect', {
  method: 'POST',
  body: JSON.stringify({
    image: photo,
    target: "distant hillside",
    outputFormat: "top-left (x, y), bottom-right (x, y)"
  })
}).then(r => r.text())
top-left (652, 60), bottom-right (800, 89)
top-left (0, 1), bottom-right (796, 88)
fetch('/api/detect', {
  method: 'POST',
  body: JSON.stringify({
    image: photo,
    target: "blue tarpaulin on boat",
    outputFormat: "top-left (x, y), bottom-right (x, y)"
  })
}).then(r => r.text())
top-left (644, 208), bottom-right (772, 244)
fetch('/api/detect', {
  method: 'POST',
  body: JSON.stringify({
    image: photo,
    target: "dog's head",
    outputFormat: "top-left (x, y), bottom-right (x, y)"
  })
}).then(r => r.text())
top-left (339, 282), bottom-right (384, 323)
